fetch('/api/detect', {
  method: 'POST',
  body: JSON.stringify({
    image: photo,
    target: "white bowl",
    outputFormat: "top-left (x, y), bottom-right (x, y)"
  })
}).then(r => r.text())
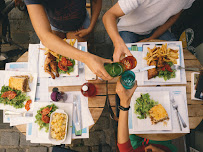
top-left (48, 109), bottom-right (68, 145)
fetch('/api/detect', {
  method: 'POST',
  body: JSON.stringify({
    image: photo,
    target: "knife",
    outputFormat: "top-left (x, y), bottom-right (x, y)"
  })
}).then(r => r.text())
top-left (134, 66), bottom-right (156, 73)
top-left (73, 95), bottom-right (82, 136)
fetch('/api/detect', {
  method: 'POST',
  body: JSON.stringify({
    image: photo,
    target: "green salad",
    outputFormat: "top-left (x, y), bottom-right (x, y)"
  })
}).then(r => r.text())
top-left (0, 86), bottom-right (30, 109)
top-left (56, 55), bottom-right (75, 74)
top-left (35, 104), bottom-right (58, 132)
top-left (134, 93), bottom-right (158, 119)
top-left (158, 62), bottom-right (176, 81)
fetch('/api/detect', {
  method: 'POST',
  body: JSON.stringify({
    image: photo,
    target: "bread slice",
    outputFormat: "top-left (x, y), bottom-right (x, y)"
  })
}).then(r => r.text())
top-left (9, 75), bottom-right (30, 92)
top-left (149, 104), bottom-right (169, 124)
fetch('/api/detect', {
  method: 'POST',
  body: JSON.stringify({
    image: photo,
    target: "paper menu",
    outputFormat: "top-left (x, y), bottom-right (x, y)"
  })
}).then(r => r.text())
top-left (129, 86), bottom-right (189, 134)
top-left (31, 102), bottom-right (73, 144)
top-left (38, 40), bottom-right (79, 78)
top-left (132, 91), bottom-right (172, 131)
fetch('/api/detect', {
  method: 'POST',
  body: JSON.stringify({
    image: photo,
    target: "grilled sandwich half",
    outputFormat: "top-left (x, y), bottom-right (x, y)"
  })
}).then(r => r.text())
top-left (9, 75), bottom-right (30, 92)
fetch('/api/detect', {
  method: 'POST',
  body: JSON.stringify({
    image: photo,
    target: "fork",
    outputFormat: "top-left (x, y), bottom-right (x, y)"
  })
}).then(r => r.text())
top-left (171, 96), bottom-right (187, 131)
top-left (171, 65), bottom-right (200, 71)
top-left (4, 110), bottom-right (33, 117)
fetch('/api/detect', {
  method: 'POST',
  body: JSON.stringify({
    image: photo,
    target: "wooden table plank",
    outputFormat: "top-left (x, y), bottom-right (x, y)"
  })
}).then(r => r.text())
top-left (49, 83), bottom-right (107, 96)
top-left (185, 60), bottom-right (202, 69)
top-left (183, 49), bottom-right (198, 60)
top-left (187, 93), bottom-right (203, 105)
top-left (88, 96), bottom-right (106, 108)
top-left (189, 117), bottom-right (203, 129)
top-left (188, 105), bottom-right (203, 117)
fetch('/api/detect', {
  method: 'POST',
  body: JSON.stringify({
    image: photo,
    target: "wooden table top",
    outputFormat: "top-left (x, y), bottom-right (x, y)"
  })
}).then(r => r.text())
top-left (15, 45), bottom-right (203, 141)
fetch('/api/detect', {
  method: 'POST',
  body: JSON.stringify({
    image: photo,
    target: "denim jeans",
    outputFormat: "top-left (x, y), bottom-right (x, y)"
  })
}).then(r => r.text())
top-left (119, 29), bottom-right (177, 43)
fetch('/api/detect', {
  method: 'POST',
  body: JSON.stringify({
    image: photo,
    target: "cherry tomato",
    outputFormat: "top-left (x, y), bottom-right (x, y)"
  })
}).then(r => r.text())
top-left (25, 100), bottom-right (32, 111)
top-left (42, 115), bottom-right (50, 123)
top-left (58, 61), bottom-right (68, 71)
top-left (161, 67), bottom-right (165, 71)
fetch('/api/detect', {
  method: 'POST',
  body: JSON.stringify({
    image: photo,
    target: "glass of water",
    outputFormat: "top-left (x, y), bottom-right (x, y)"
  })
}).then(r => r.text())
top-left (120, 71), bottom-right (135, 89)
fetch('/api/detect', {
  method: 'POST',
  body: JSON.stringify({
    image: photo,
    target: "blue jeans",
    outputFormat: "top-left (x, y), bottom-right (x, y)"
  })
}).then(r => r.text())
top-left (119, 29), bottom-right (177, 43)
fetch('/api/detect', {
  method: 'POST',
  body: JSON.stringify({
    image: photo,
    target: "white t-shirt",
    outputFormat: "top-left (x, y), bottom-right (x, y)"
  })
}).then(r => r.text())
top-left (118, 0), bottom-right (195, 35)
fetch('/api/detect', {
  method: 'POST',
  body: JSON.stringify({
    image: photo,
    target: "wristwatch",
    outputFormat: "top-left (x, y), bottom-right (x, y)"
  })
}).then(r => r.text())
top-left (118, 105), bottom-right (130, 111)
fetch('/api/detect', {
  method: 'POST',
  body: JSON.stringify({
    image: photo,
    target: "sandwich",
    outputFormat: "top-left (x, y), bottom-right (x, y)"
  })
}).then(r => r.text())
top-left (9, 75), bottom-right (30, 92)
top-left (149, 104), bottom-right (169, 124)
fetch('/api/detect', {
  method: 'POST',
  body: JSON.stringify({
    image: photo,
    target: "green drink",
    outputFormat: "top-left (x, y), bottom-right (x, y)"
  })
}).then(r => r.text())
top-left (104, 63), bottom-right (125, 77)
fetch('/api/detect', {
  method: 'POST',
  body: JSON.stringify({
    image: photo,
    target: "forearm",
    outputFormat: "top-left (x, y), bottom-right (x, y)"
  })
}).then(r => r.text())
top-left (40, 31), bottom-right (89, 63)
top-left (103, 12), bottom-right (124, 47)
top-left (150, 11), bottom-right (183, 39)
top-left (89, 0), bottom-right (102, 30)
top-left (118, 100), bottom-right (130, 144)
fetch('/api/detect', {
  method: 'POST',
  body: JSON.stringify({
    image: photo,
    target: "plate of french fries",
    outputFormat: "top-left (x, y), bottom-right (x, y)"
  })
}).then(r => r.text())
top-left (38, 39), bottom-right (79, 78)
top-left (142, 43), bottom-right (181, 82)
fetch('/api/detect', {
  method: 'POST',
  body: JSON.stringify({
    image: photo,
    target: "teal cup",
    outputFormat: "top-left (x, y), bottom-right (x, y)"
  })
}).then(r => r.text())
top-left (120, 71), bottom-right (135, 89)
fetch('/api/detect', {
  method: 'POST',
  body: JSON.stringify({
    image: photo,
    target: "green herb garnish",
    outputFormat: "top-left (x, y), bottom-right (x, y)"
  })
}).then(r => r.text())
top-left (134, 93), bottom-right (158, 119)
top-left (0, 86), bottom-right (30, 109)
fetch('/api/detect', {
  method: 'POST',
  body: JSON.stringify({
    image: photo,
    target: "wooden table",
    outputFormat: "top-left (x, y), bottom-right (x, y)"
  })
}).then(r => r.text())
top-left (16, 47), bottom-right (203, 141)
top-left (107, 48), bottom-right (203, 141)
top-left (16, 52), bottom-right (108, 135)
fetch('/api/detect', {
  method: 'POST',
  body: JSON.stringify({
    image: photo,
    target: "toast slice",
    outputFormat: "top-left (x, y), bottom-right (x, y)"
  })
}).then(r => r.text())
top-left (9, 75), bottom-right (30, 92)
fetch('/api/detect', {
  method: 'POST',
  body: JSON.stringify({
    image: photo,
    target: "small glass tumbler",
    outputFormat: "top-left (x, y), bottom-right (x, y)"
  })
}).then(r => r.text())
top-left (120, 71), bottom-right (135, 89)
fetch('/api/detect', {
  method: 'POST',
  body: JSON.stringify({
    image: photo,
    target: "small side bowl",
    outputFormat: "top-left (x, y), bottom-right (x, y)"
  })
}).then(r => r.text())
top-left (48, 109), bottom-right (68, 145)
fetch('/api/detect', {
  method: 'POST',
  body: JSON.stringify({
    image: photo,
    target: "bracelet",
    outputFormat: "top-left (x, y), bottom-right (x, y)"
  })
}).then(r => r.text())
top-left (118, 105), bottom-right (130, 111)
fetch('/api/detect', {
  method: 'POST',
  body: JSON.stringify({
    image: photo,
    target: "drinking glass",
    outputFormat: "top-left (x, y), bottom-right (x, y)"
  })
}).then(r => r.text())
top-left (120, 71), bottom-right (135, 89)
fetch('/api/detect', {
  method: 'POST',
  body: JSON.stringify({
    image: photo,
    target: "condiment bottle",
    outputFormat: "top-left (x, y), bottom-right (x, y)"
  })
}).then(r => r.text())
top-left (81, 83), bottom-right (96, 97)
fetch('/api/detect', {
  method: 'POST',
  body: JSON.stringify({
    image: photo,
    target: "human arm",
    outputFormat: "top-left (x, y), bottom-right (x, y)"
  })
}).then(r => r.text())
top-left (116, 80), bottom-right (137, 147)
top-left (140, 10), bottom-right (183, 42)
top-left (75, 0), bottom-right (102, 37)
top-left (27, 4), bottom-right (113, 80)
top-left (102, 2), bottom-right (132, 62)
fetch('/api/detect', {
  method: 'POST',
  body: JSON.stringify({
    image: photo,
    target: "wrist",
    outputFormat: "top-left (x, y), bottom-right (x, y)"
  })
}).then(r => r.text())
top-left (120, 100), bottom-right (130, 108)
top-left (113, 37), bottom-right (125, 48)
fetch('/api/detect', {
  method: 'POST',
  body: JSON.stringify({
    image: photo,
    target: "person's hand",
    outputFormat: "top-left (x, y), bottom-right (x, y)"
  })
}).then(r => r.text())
top-left (85, 53), bottom-right (113, 80)
top-left (116, 79), bottom-right (137, 107)
top-left (145, 145), bottom-right (165, 152)
top-left (113, 43), bottom-right (132, 62)
top-left (139, 37), bottom-right (152, 42)
top-left (75, 28), bottom-right (92, 38)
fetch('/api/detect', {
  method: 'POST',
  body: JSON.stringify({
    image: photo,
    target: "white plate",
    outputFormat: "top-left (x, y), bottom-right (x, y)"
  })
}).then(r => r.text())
top-left (143, 45), bottom-right (181, 82)
top-left (131, 91), bottom-right (172, 131)
top-left (48, 109), bottom-right (68, 145)
top-left (0, 71), bottom-right (37, 112)
top-left (31, 102), bottom-right (73, 144)
top-left (38, 39), bottom-right (79, 78)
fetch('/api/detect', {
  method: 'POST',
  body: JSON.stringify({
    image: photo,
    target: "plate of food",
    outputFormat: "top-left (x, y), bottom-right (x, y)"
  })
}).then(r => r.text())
top-left (48, 109), bottom-right (68, 145)
top-left (0, 71), bottom-right (37, 112)
top-left (143, 43), bottom-right (180, 82)
top-left (38, 39), bottom-right (78, 79)
top-left (31, 102), bottom-right (73, 144)
top-left (131, 91), bottom-right (172, 131)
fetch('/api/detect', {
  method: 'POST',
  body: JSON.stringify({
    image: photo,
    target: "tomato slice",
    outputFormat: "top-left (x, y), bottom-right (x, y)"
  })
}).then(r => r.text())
top-left (67, 59), bottom-right (73, 66)
top-left (25, 100), bottom-right (32, 111)
top-left (41, 115), bottom-right (50, 123)
top-left (61, 57), bottom-right (68, 66)
top-left (58, 61), bottom-right (68, 71)
top-left (41, 107), bottom-right (52, 115)
top-left (1, 91), bottom-right (17, 100)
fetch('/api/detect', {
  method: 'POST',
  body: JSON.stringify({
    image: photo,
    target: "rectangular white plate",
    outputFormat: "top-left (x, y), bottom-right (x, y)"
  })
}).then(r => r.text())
top-left (142, 45), bottom-right (181, 82)
top-left (38, 39), bottom-right (78, 78)
top-left (132, 91), bottom-right (172, 131)
top-left (31, 102), bottom-right (73, 144)
top-left (0, 71), bottom-right (37, 112)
